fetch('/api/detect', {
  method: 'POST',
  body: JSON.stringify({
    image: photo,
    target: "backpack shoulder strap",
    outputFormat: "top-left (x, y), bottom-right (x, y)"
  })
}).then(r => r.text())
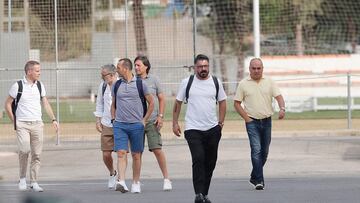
top-left (102, 81), bottom-right (107, 97)
top-left (184, 74), bottom-right (194, 104)
top-left (16, 80), bottom-right (23, 104)
top-left (136, 76), bottom-right (147, 117)
top-left (113, 79), bottom-right (122, 109)
top-left (36, 81), bottom-right (42, 101)
top-left (212, 75), bottom-right (219, 103)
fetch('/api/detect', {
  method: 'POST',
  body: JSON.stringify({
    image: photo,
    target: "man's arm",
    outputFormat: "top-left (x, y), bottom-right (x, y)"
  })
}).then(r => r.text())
top-left (155, 92), bottom-right (165, 128)
top-left (4, 96), bottom-right (14, 122)
top-left (111, 96), bottom-right (116, 121)
top-left (143, 94), bottom-right (154, 125)
top-left (275, 95), bottom-right (285, 119)
top-left (234, 100), bottom-right (252, 123)
top-left (42, 97), bottom-right (59, 131)
top-left (218, 99), bottom-right (226, 128)
top-left (172, 100), bottom-right (182, 137)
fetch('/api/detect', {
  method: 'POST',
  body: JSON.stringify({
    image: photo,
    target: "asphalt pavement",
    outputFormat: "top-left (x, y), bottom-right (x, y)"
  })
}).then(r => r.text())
top-left (1, 136), bottom-right (360, 203)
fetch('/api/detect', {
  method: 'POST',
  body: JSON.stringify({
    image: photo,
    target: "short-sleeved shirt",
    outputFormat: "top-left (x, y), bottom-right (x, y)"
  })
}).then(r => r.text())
top-left (233, 76), bottom-right (281, 119)
top-left (176, 75), bottom-right (227, 131)
top-left (8, 76), bottom-right (46, 121)
top-left (143, 74), bottom-right (162, 122)
top-left (112, 76), bottom-right (150, 123)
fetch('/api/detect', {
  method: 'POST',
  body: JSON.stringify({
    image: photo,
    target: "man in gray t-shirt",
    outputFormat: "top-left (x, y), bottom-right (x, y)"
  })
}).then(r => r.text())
top-left (111, 58), bottom-right (154, 194)
top-left (134, 55), bottom-right (172, 191)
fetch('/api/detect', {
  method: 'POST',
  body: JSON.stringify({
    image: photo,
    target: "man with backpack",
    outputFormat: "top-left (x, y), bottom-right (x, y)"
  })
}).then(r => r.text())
top-left (93, 64), bottom-right (118, 189)
top-left (111, 58), bottom-right (154, 194)
top-left (4, 60), bottom-right (59, 192)
top-left (172, 54), bottom-right (227, 203)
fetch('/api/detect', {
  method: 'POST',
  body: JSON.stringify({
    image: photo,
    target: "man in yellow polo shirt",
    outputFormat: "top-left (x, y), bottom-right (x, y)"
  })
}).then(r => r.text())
top-left (234, 58), bottom-right (285, 190)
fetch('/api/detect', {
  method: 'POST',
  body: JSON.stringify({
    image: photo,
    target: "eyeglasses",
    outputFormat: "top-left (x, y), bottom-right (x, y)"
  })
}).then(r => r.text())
top-left (101, 73), bottom-right (112, 78)
top-left (196, 65), bottom-right (209, 69)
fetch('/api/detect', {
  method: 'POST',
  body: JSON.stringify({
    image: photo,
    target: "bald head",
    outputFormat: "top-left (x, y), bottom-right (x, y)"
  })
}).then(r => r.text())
top-left (249, 58), bottom-right (264, 81)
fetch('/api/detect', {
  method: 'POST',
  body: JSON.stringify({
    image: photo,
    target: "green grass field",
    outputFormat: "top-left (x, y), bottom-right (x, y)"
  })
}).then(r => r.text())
top-left (1, 98), bottom-right (360, 124)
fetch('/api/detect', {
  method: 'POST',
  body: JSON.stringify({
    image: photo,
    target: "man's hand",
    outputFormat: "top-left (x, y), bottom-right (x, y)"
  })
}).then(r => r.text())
top-left (155, 116), bottom-right (163, 130)
top-left (172, 123), bottom-right (181, 137)
top-left (96, 122), bottom-right (102, 133)
top-left (278, 109), bottom-right (285, 119)
top-left (52, 120), bottom-right (60, 132)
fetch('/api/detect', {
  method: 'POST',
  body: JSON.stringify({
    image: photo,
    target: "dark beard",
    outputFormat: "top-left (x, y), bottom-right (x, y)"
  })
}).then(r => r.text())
top-left (199, 71), bottom-right (209, 79)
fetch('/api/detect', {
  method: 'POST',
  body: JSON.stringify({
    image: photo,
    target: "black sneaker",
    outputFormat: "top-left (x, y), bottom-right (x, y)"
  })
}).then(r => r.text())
top-left (204, 195), bottom-right (212, 203)
top-left (194, 193), bottom-right (205, 203)
top-left (249, 178), bottom-right (257, 188)
top-left (255, 182), bottom-right (264, 190)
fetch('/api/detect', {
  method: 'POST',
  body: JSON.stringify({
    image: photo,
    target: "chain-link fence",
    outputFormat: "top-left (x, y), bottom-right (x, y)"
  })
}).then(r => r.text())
top-left (1, 0), bottom-right (360, 144)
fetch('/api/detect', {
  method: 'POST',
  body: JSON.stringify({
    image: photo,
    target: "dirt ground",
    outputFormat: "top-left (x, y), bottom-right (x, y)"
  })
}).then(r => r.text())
top-left (1, 119), bottom-right (359, 142)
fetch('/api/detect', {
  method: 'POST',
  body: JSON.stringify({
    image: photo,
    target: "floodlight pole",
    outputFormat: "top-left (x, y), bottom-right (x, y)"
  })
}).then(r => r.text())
top-left (54, 0), bottom-right (60, 145)
top-left (347, 73), bottom-right (352, 129)
top-left (192, 0), bottom-right (197, 61)
top-left (253, 0), bottom-right (260, 58)
top-left (8, 0), bottom-right (11, 32)
top-left (125, 0), bottom-right (128, 57)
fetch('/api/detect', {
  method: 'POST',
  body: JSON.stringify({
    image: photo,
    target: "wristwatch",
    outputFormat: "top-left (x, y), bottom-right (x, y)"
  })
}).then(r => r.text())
top-left (280, 107), bottom-right (286, 112)
top-left (158, 114), bottom-right (164, 118)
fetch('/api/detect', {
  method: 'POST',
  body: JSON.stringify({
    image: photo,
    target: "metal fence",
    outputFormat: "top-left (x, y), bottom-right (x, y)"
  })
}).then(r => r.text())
top-left (1, 0), bottom-right (360, 144)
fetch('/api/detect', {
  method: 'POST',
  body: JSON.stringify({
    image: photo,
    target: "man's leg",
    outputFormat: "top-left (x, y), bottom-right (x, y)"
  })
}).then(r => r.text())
top-left (132, 152), bottom-right (142, 182)
top-left (203, 125), bottom-right (222, 196)
top-left (29, 122), bottom-right (43, 183)
top-left (103, 151), bottom-right (114, 174)
top-left (246, 120), bottom-right (263, 182)
top-left (101, 126), bottom-right (116, 175)
top-left (185, 130), bottom-right (206, 195)
top-left (128, 122), bottom-right (144, 183)
top-left (260, 118), bottom-right (272, 167)
top-left (153, 149), bottom-right (169, 179)
top-left (113, 121), bottom-right (129, 181)
top-left (145, 122), bottom-right (169, 179)
top-left (117, 150), bottom-right (128, 180)
top-left (16, 121), bottom-right (31, 180)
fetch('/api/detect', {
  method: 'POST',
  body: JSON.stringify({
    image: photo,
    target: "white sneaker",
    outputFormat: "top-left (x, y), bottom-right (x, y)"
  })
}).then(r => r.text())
top-left (108, 170), bottom-right (117, 189)
top-left (30, 182), bottom-right (44, 192)
top-left (131, 181), bottom-right (141, 193)
top-left (163, 179), bottom-right (172, 191)
top-left (18, 178), bottom-right (27, 191)
top-left (115, 180), bottom-right (129, 193)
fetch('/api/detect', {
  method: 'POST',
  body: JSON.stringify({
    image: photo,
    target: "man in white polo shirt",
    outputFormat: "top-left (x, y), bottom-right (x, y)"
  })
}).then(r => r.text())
top-left (4, 60), bottom-right (59, 192)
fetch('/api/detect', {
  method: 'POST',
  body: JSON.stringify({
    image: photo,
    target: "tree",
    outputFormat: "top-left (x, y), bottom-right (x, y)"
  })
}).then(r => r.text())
top-left (133, 0), bottom-right (147, 55)
top-left (291, 0), bottom-right (323, 55)
top-left (197, 0), bottom-right (251, 89)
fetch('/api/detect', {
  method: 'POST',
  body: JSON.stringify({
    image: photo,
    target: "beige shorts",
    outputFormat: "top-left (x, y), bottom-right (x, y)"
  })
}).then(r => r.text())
top-left (101, 126), bottom-right (114, 151)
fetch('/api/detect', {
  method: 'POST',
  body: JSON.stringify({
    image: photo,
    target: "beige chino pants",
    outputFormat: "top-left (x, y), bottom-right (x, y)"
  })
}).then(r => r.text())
top-left (16, 120), bottom-right (44, 183)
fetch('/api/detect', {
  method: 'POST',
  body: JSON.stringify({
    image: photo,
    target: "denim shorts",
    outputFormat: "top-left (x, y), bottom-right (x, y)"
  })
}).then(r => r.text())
top-left (113, 121), bottom-right (144, 153)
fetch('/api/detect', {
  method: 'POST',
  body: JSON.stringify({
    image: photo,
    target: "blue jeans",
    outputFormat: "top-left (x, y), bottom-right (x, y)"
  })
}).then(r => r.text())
top-left (245, 117), bottom-right (272, 182)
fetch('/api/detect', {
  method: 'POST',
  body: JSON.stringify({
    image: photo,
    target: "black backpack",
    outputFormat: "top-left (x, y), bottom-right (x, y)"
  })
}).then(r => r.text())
top-left (113, 76), bottom-right (147, 117)
top-left (184, 74), bottom-right (219, 104)
top-left (11, 80), bottom-right (42, 130)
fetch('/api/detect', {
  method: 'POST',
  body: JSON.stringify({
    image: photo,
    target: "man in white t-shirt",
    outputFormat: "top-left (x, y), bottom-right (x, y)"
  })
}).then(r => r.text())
top-left (4, 60), bottom-right (59, 192)
top-left (172, 54), bottom-right (227, 203)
